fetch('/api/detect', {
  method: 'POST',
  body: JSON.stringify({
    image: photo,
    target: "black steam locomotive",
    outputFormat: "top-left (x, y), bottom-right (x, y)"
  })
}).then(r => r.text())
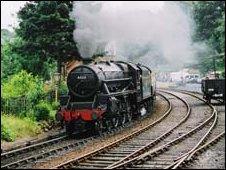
top-left (56, 60), bottom-right (156, 135)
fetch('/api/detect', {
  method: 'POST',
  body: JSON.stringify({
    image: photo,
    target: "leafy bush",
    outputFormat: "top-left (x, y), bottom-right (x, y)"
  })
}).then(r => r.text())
top-left (1, 98), bottom-right (5, 111)
top-left (1, 40), bottom-right (22, 82)
top-left (1, 123), bottom-right (15, 142)
top-left (2, 70), bottom-right (45, 115)
top-left (51, 101), bottom-right (60, 110)
top-left (34, 102), bottom-right (51, 121)
top-left (59, 81), bottom-right (68, 95)
top-left (2, 70), bottom-right (44, 100)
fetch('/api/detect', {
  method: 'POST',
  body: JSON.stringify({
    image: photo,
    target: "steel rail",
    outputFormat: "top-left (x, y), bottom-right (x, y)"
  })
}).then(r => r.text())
top-left (1, 94), bottom-right (164, 169)
top-left (164, 90), bottom-right (218, 169)
top-left (1, 130), bottom-right (66, 153)
top-left (108, 89), bottom-right (217, 169)
top-left (106, 90), bottom-right (191, 169)
top-left (1, 137), bottom-right (92, 169)
top-left (164, 131), bottom-right (225, 169)
top-left (53, 93), bottom-right (173, 169)
top-left (1, 135), bottom-right (67, 160)
top-left (1, 123), bottom-right (135, 169)
top-left (186, 131), bottom-right (225, 161)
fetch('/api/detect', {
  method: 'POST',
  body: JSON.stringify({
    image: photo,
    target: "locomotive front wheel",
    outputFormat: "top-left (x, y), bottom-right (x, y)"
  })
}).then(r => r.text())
top-left (125, 112), bottom-right (132, 123)
top-left (111, 116), bottom-right (119, 128)
top-left (118, 113), bottom-right (126, 126)
top-left (103, 118), bottom-right (112, 131)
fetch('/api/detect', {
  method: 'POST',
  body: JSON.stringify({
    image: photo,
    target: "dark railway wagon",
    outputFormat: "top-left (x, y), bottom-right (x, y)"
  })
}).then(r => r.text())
top-left (201, 79), bottom-right (225, 103)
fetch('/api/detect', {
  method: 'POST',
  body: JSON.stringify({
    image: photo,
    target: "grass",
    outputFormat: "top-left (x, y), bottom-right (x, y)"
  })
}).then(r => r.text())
top-left (1, 114), bottom-right (42, 141)
top-left (1, 101), bottom-right (57, 142)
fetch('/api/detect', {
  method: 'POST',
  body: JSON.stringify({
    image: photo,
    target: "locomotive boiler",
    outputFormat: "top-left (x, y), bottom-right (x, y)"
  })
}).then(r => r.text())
top-left (56, 60), bottom-right (156, 136)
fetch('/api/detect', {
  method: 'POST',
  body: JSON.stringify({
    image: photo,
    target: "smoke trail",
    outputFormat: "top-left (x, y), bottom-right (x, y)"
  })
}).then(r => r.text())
top-left (71, 1), bottom-right (202, 70)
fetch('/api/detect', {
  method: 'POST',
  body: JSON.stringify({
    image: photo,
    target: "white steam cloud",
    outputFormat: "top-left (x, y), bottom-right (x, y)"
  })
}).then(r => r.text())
top-left (71, 1), bottom-right (202, 71)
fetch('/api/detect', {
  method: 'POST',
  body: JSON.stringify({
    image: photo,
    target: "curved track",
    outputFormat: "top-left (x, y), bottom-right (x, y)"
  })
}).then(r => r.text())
top-left (1, 94), bottom-right (166, 169)
top-left (108, 90), bottom-right (222, 169)
top-left (1, 134), bottom-right (93, 169)
top-left (53, 90), bottom-right (191, 169)
top-left (1, 90), bottom-right (224, 169)
top-left (53, 89), bottom-right (223, 169)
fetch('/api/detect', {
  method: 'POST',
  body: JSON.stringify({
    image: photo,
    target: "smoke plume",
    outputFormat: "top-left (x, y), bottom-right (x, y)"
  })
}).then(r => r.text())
top-left (71, 1), bottom-right (203, 71)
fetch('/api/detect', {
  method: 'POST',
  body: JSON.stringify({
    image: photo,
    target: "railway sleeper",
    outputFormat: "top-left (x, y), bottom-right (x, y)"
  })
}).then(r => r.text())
top-left (111, 148), bottom-right (139, 152)
top-left (145, 160), bottom-right (174, 165)
top-left (86, 160), bottom-right (115, 164)
top-left (98, 153), bottom-right (126, 157)
top-left (73, 166), bottom-right (100, 169)
top-left (89, 156), bottom-right (121, 161)
top-left (135, 164), bottom-right (169, 168)
top-left (108, 150), bottom-right (134, 154)
top-left (77, 162), bottom-right (109, 167)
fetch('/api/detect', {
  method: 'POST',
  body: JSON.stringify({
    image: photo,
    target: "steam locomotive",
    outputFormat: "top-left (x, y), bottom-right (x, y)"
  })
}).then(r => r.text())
top-left (56, 60), bottom-right (156, 136)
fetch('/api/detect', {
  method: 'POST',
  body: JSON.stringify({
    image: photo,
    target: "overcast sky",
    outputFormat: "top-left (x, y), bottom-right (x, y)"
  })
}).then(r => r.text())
top-left (1, 1), bottom-right (164, 32)
top-left (1, 1), bottom-right (27, 31)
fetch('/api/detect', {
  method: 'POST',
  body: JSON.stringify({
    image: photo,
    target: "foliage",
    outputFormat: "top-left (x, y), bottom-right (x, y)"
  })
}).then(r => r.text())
top-left (192, 1), bottom-right (225, 53)
top-left (15, 1), bottom-right (81, 75)
top-left (1, 123), bottom-right (15, 142)
top-left (34, 101), bottom-right (51, 121)
top-left (2, 70), bottom-right (44, 100)
top-left (1, 70), bottom-right (46, 117)
top-left (51, 101), bottom-right (60, 110)
top-left (1, 114), bottom-right (41, 141)
top-left (192, 1), bottom-right (225, 76)
top-left (1, 39), bottom-right (23, 82)
top-left (1, 37), bottom-right (57, 81)
top-left (59, 81), bottom-right (68, 95)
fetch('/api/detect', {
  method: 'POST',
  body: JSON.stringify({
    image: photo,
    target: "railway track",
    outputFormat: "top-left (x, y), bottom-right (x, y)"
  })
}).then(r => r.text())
top-left (1, 133), bottom-right (94, 169)
top-left (1, 94), bottom-right (168, 169)
top-left (1, 90), bottom-right (223, 169)
top-left (53, 90), bottom-right (191, 169)
top-left (53, 90), bottom-right (223, 169)
top-left (107, 90), bottom-right (222, 169)
top-left (1, 134), bottom-right (66, 160)
top-left (1, 124), bottom-right (136, 169)
top-left (1, 129), bottom-right (65, 154)
top-left (176, 89), bottom-right (225, 169)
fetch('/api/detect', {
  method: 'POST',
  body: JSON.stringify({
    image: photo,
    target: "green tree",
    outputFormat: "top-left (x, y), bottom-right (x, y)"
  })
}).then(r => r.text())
top-left (1, 39), bottom-right (22, 82)
top-left (192, 1), bottom-right (225, 53)
top-left (15, 1), bottom-right (81, 80)
top-left (1, 37), bottom-right (56, 81)
top-left (192, 1), bottom-right (225, 76)
top-left (2, 70), bottom-right (44, 100)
